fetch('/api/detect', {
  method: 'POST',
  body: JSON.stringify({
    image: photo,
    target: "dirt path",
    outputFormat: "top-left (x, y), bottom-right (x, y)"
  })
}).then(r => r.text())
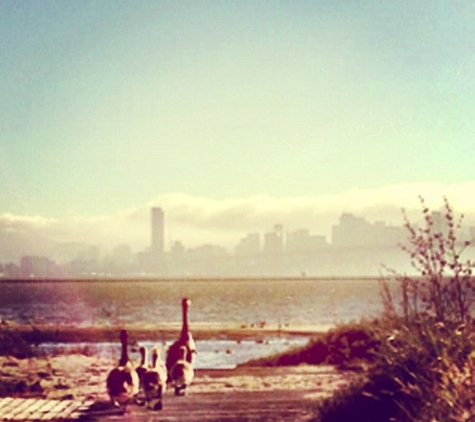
top-left (1, 355), bottom-right (359, 421)
top-left (98, 390), bottom-right (317, 422)
top-left (89, 367), bottom-right (355, 422)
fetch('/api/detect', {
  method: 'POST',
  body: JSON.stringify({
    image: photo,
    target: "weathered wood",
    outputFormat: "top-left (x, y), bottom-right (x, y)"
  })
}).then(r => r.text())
top-left (8, 398), bottom-right (46, 420)
top-left (0, 398), bottom-right (18, 415)
top-left (37, 400), bottom-right (71, 420)
top-left (27, 399), bottom-right (60, 420)
top-left (0, 398), bottom-right (15, 411)
top-left (2, 398), bottom-right (37, 419)
top-left (42, 400), bottom-right (76, 420)
top-left (0, 398), bottom-right (93, 421)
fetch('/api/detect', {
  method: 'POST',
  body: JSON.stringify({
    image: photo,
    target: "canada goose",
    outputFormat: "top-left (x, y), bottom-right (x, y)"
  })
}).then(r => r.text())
top-left (166, 298), bottom-right (197, 374)
top-left (134, 346), bottom-right (149, 405)
top-left (106, 330), bottom-right (139, 409)
top-left (143, 345), bottom-right (168, 410)
top-left (170, 345), bottom-right (194, 396)
top-left (136, 346), bottom-right (149, 387)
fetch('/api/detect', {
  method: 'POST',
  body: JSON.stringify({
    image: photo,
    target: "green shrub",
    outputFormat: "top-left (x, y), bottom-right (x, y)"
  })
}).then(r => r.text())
top-left (315, 319), bottom-right (474, 422)
top-left (323, 321), bottom-right (380, 365)
top-left (243, 320), bottom-right (381, 367)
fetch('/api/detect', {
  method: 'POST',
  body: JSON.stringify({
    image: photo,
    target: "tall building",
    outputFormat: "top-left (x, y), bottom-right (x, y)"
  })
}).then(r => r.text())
top-left (235, 232), bottom-right (261, 256)
top-left (332, 213), bottom-right (405, 248)
top-left (263, 224), bottom-right (284, 254)
top-left (151, 207), bottom-right (165, 266)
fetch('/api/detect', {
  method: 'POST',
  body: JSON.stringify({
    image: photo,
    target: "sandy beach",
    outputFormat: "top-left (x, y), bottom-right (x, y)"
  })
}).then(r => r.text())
top-left (0, 325), bottom-right (359, 421)
top-left (0, 354), bottom-right (357, 421)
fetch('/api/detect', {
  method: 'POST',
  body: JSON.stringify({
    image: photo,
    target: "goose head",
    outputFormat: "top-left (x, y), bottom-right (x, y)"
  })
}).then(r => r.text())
top-left (151, 346), bottom-right (161, 367)
top-left (182, 298), bottom-right (191, 310)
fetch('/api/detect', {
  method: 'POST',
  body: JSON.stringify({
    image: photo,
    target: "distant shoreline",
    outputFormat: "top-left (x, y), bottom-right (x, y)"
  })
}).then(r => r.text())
top-left (2, 321), bottom-right (331, 343)
top-left (0, 275), bottom-right (382, 283)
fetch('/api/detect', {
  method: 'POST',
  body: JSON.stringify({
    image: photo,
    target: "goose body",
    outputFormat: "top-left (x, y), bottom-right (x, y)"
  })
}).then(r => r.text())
top-left (143, 345), bottom-right (168, 410)
top-left (170, 346), bottom-right (194, 396)
top-left (166, 298), bottom-right (197, 375)
top-left (106, 330), bottom-right (139, 409)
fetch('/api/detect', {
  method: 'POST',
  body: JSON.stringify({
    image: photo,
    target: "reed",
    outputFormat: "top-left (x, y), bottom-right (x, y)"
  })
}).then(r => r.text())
top-left (317, 197), bottom-right (474, 422)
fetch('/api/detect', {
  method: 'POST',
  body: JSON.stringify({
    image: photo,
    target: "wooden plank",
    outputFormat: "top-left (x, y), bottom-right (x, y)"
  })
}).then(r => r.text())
top-left (0, 398), bottom-right (15, 411)
top-left (42, 400), bottom-right (76, 420)
top-left (50, 400), bottom-right (77, 417)
top-left (0, 397), bottom-right (18, 416)
top-left (38, 400), bottom-right (74, 420)
top-left (27, 399), bottom-right (63, 420)
top-left (37, 401), bottom-right (67, 420)
top-left (11, 399), bottom-right (50, 421)
top-left (2, 398), bottom-right (37, 419)
top-left (0, 398), bottom-right (94, 421)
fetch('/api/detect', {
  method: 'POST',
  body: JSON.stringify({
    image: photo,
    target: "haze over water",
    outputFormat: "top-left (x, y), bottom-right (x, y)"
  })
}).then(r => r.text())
top-left (0, 278), bottom-right (384, 327)
top-left (1, 278), bottom-right (386, 368)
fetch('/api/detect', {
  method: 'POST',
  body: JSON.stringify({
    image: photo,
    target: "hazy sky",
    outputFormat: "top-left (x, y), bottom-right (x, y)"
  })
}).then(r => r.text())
top-left (1, 1), bottom-right (475, 251)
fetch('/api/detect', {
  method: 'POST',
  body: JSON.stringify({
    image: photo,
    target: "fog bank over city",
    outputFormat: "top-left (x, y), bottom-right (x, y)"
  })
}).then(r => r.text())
top-left (1, 183), bottom-right (475, 265)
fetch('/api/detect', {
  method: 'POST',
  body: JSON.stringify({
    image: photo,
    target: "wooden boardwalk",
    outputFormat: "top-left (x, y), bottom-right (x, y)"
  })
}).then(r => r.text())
top-left (91, 390), bottom-right (319, 422)
top-left (0, 393), bottom-right (317, 422)
top-left (0, 398), bottom-right (93, 421)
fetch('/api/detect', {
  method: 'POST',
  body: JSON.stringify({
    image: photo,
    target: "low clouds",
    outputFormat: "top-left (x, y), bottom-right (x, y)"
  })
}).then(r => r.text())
top-left (152, 183), bottom-right (475, 239)
top-left (1, 182), bottom-right (475, 263)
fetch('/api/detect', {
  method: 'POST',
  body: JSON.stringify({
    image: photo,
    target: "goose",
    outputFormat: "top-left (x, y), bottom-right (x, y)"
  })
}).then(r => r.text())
top-left (166, 298), bottom-right (197, 375)
top-left (143, 345), bottom-right (168, 410)
top-left (170, 345), bottom-right (194, 396)
top-left (136, 346), bottom-right (149, 386)
top-left (134, 345), bottom-right (149, 405)
top-left (106, 330), bottom-right (139, 409)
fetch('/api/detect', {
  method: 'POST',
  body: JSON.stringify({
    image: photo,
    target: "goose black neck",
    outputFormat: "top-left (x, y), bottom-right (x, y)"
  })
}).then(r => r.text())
top-left (119, 330), bottom-right (128, 366)
top-left (139, 348), bottom-right (147, 365)
top-left (180, 299), bottom-right (189, 341)
top-left (152, 350), bottom-right (158, 367)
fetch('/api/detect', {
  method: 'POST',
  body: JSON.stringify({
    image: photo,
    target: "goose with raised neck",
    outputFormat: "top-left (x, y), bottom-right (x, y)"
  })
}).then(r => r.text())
top-left (106, 330), bottom-right (139, 409)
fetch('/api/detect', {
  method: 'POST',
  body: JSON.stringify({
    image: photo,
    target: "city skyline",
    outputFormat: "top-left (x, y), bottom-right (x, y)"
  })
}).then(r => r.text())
top-left (0, 207), bottom-right (414, 279)
top-left (0, 201), bottom-right (475, 270)
top-left (1, 185), bottom-right (475, 257)
top-left (2, 202), bottom-right (475, 279)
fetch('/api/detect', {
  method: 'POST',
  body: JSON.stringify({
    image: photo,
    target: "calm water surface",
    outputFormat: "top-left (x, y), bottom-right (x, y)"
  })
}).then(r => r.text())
top-left (1, 278), bottom-right (387, 368)
top-left (0, 278), bottom-right (386, 326)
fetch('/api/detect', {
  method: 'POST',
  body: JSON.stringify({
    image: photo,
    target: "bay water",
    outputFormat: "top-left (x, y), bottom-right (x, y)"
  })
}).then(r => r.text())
top-left (0, 278), bottom-right (387, 368)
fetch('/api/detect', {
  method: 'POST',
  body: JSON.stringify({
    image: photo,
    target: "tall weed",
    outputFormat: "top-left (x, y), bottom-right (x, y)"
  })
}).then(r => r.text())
top-left (378, 197), bottom-right (474, 421)
top-left (318, 198), bottom-right (474, 422)
top-left (381, 196), bottom-right (474, 324)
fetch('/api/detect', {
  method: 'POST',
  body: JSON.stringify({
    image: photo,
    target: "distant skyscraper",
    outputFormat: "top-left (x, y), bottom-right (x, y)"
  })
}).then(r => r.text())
top-left (151, 207), bottom-right (164, 258)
